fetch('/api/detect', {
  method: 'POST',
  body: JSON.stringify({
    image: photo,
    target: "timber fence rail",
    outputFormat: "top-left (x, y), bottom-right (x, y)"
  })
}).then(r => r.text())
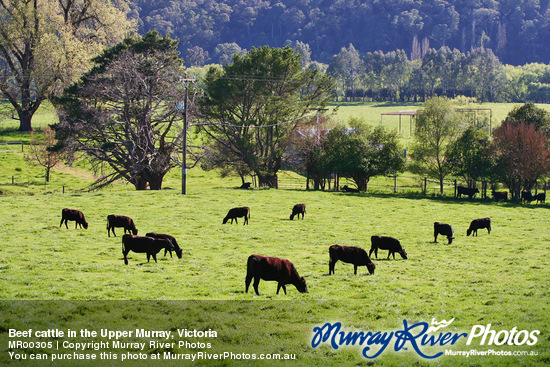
top-left (277, 173), bottom-right (457, 196)
top-left (278, 172), bottom-right (548, 199)
top-left (0, 141), bottom-right (24, 153)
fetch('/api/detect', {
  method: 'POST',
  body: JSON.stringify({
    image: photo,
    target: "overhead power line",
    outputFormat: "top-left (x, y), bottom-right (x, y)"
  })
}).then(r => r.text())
top-left (190, 111), bottom-right (318, 129)
top-left (1, 72), bottom-right (326, 84)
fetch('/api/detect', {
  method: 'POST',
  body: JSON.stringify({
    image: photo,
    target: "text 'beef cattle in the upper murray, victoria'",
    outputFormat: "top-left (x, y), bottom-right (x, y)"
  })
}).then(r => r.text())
top-left (328, 245), bottom-right (375, 275)
top-left (59, 208), bottom-right (88, 229)
top-left (467, 217), bottom-right (491, 236)
top-left (107, 215), bottom-right (138, 237)
top-left (121, 234), bottom-right (174, 265)
top-left (434, 222), bottom-right (454, 244)
top-left (245, 255), bottom-right (308, 295)
top-left (369, 236), bottom-right (408, 260)
top-left (223, 207), bottom-right (250, 225)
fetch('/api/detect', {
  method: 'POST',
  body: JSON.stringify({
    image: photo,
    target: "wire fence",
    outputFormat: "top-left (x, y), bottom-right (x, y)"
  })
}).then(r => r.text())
top-left (277, 171), bottom-right (549, 199)
top-left (0, 141), bottom-right (24, 153)
top-left (1, 142), bottom-right (547, 199)
top-left (277, 173), bottom-right (457, 195)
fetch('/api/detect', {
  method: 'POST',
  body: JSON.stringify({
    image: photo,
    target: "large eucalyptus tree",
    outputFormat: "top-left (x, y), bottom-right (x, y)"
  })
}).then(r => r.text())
top-left (55, 32), bottom-right (186, 190)
top-left (199, 45), bottom-right (334, 187)
top-left (0, 0), bottom-right (135, 131)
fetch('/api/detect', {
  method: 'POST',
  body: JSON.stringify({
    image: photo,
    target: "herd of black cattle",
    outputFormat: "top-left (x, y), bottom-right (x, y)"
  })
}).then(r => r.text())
top-left (460, 184), bottom-right (546, 204)
top-left (59, 197), bottom-right (498, 296)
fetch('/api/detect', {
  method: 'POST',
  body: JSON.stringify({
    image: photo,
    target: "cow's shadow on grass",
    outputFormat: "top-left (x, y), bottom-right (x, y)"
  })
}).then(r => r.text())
top-left (371, 258), bottom-right (407, 261)
top-left (119, 258), bottom-right (166, 266)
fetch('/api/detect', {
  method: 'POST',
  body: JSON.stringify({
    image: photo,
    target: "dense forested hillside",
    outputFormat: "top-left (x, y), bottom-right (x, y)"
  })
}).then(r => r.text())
top-left (131, 0), bottom-right (550, 66)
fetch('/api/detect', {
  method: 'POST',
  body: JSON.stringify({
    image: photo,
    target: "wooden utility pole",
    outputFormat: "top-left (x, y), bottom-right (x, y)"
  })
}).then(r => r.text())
top-left (180, 76), bottom-right (195, 195)
top-left (309, 107), bottom-right (328, 143)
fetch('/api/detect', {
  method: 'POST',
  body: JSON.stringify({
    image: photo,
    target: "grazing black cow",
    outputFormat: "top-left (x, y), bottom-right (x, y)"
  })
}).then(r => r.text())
top-left (145, 232), bottom-right (183, 259)
top-left (290, 203), bottom-right (306, 220)
top-left (457, 185), bottom-right (479, 199)
top-left (121, 234), bottom-right (174, 265)
top-left (521, 190), bottom-right (534, 204)
top-left (369, 236), bottom-right (407, 260)
top-left (107, 215), bottom-right (138, 237)
top-left (328, 245), bottom-right (375, 275)
top-left (245, 255), bottom-right (308, 295)
top-left (434, 222), bottom-right (454, 244)
top-left (59, 208), bottom-right (88, 229)
top-left (341, 185), bottom-right (360, 193)
top-left (534, 192), bottom-right (546, 204)
top-left (492, 191), bottom-right (508, 202)
top-left (223, 207), bottom-right (250, 225)
top-left (466, 217), bottom-right (491, 236)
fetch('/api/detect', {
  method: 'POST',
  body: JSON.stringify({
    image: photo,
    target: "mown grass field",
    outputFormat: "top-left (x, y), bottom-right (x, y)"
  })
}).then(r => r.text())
top-left (1, 170), bottom-right (549, 366)
top-left (329, 101), bottom-right (550, 127)
top-left (1, 101), bottom-right (549, 366)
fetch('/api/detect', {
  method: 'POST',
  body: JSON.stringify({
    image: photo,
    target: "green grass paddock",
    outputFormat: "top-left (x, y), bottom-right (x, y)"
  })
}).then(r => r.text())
top-left (1, 100), bottom-right (549, 365)
top-left (329, 101), bottom-right (550, 127)
top-left (0, 178), bottom-right (549, 365)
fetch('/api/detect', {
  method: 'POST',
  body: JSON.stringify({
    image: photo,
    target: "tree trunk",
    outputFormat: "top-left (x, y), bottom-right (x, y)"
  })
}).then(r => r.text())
top-left (257, 173), bottom-right (278, 188)
top-left (16, 78), bottom-right (42, 131)
top-left (148, 174), bottom-right (164, 190)
top-left (134, 176), bottom-right (148, 190)
top-left (355, 177), bottom-right (368, 192)
top-left (18, 110), bottom-right (34, 132)
top-left (313, 173), bottom-right (322, 190)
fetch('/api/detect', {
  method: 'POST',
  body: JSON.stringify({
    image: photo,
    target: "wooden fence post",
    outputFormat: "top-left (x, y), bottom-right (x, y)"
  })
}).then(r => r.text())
top-left (394, 176), bottom-right (397, 193)
top-left (454, 180), bottom-right (457, 197)
top-left (423, 178), bottom-right (427, 195)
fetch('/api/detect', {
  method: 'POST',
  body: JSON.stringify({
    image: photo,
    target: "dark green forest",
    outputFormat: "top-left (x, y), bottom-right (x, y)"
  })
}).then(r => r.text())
top-left (132, 0), bottom-right (550, 66)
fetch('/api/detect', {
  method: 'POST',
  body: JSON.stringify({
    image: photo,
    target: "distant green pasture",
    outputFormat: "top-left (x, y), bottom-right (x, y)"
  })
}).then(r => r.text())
top-left (0, 101), bottom-right (58, 143)
top-left (329, 101), bottom-right (550, 132)
top-left (3, 99), bottom-right (550, 146)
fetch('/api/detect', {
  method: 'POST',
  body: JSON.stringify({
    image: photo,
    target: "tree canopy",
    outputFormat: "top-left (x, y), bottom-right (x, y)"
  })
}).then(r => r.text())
top-left (410, 97), bottom-right (466, 194)
top-left (324, 122), bottom-right (405, 192)
top-left (134, 0), bottom-right (550, 66)
top-left (0, 0), bottom-right (135, 131)
top-left (504, 102), bottom-right (550, 137)
top-left (199, 45), bottom-right (334, 187)
top-left (492, 121), bottom-right (550, 200)
top-left (55, 31), bottom-right (186, 190)
top-left (446, 126), bottom-right (494, 188)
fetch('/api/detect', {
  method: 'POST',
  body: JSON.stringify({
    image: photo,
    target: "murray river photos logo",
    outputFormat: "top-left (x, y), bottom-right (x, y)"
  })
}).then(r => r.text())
top-left (311, 318), bottom-right (540, 359)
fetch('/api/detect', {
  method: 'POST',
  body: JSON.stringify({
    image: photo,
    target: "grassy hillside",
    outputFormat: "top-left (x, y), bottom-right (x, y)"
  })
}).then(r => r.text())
top-left (1, 180), bottom-right (549, 365)
top-left (1, 101), bottom-right (549, 366)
